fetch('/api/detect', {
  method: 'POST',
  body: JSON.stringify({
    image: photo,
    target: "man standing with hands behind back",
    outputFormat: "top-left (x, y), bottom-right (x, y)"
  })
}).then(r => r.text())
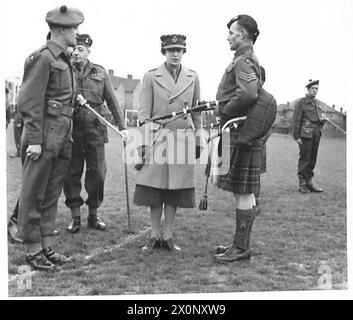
top-left (18, 5), bottom-right (84, 271)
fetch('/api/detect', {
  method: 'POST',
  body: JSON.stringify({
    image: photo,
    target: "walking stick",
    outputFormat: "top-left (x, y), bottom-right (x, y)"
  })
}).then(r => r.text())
top-left (76, 95), bottom-right (134, 234)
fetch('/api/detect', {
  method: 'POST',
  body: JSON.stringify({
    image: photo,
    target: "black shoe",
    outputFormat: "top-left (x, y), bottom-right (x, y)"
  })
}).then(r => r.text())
top-left (162, 238), bottom-right (181, 252)
top-left (7, 219), bottom-right (23, 244)
top-left (43, 247), bottom-right (73, 265)
top-left (306, 184), bottom-right (323, 193)
top-left (26, 251), bottom-right (56, 271)
top-left (215, 244), bottom-right (232, 254)
top-left (214, 246), bottom-right (250, 263)
top-left (87, 216), bottom-right (106, 231)
top-left (141, 237), bottom-right (161, 251)
top-left (67, 217), bottom-right (81, 234)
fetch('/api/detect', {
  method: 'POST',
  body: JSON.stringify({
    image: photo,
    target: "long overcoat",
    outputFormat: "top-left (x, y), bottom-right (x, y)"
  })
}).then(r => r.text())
top-left (136, 63), bottom-right (202, 189)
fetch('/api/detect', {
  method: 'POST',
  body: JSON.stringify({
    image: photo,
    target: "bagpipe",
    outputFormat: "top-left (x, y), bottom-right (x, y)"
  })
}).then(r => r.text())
top-left (137, 99), bottom-right (231, 126)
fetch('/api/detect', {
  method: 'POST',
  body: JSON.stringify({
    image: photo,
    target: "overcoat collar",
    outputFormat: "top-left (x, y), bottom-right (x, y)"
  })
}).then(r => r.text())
top-left (154, 63), bottom-right (195, 102)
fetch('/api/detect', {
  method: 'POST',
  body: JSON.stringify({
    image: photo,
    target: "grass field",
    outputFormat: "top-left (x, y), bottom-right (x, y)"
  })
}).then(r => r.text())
top-left (6, 121), bottom-right (347, 296)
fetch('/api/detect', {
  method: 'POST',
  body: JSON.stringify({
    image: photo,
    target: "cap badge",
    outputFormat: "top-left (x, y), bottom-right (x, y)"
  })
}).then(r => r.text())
top-left (172, 36), bottom-right (178, 43)
top-left (85, 37), bottom-right (90, 44)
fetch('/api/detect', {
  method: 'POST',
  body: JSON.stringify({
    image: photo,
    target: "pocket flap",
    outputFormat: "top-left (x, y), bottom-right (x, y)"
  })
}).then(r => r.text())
top-left (51, 61), bottom-right (68, 71)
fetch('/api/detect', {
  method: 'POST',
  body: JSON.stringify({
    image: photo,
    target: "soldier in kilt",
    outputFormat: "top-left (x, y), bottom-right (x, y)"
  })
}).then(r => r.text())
top-left (212, 15), bottom-right (277, 263)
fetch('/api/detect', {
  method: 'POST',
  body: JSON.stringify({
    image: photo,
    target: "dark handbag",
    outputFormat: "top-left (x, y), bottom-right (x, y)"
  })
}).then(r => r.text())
top-left (300, 119), bottom-right (313, 138)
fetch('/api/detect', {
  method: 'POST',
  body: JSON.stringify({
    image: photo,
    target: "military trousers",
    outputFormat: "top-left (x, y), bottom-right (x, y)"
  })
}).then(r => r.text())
top-left (64, 115), bottom-right (107, 210)
top-left (297, 127), bottom-right (321, 179)
top-left (18, 115), bottom-right (72, 252)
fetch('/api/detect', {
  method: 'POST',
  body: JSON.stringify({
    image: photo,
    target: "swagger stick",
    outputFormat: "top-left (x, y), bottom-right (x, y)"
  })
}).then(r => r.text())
top-left (76, 94), bottom-right (133, 233)
top-left (322, 116), bottom-right (346, 135)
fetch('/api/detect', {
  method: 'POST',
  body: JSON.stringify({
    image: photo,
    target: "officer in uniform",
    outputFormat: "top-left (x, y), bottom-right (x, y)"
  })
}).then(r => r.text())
top-left (212, 14), bottom-right (263, 263)
top-left (17, 5), bottom-right (84, 271)
top-left (63, 34), bottom-right (127, 233)
top-left (292, 80), bottom-right (325, 193)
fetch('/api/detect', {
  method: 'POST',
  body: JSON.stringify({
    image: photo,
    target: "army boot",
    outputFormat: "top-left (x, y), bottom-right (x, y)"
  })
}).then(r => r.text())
top-left (298, 176), bottom-right (309, 193)
top-left (87, 207), bottom-right (106, 231)
top-left (306, 177), bottom-right (323, 193)
top-left (26, 250), bottom-right (56, 271)
top-left (214, 208), bottom-right (255, 263)
top-left (67, 207), bottom-right (81, 233)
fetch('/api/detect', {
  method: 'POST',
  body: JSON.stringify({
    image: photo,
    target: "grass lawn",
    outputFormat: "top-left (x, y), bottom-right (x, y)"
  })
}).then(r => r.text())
top-left (6, 121), bottom-right (346, 297)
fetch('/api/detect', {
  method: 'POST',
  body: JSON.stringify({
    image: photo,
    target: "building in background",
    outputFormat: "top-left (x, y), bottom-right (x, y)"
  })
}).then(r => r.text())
top-left (5, 77), bottom-right (21, 117)
top-left (273, 99), bottom-right (346, 138)
top-left (108, 70), bottom-right (141, 127)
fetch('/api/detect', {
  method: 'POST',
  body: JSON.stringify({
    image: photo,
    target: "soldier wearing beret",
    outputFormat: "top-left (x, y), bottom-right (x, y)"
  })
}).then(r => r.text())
top-left (17, 5), bottom-right (84, 271)
top-left (212, 14), bottom-right (268, 263)
top-left (292, 80), bottom-right (325, 193)
top-left (63, 34), bottom-right (127, 233)
top-left (134, 34), bottom-right (203, 252)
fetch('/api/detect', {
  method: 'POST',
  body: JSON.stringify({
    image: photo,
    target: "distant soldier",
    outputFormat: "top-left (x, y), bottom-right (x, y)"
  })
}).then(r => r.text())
top-left (292, 80), bottom-right (325, 193)
top-left (17, 5), bottom-right (84, 271)
top-left (63, 34), bottom-right (127, 234)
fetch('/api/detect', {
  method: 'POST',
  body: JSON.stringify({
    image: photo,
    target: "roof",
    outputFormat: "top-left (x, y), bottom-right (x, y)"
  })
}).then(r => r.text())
top-left (108, 74), bottom-right (140, 93)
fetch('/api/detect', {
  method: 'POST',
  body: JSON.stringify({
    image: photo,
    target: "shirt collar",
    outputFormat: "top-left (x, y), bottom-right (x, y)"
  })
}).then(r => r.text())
top-left (234, 44), bottom-right (254, 59)
top-left (46, 40), bottom-right (67, 58)
top-left (164, 62), bottom-right (181, 75)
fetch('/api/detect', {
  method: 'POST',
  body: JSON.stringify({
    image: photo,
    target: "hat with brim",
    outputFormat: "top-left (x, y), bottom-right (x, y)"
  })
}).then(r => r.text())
top-left (161, 34), bottom-right (186, 50)
top-left (46, 5), bottom-right (84, 27)
top-left (306, 79), bottom-right (319, 89)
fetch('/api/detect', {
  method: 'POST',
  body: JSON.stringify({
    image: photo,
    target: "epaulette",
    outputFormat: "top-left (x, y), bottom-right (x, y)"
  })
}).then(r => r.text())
top-left (25, 50), bottom-right (43, 65)
top-left (148, 68), bottom-right (157, 72)
top-left (92, 62), bottom-right (105, 70)
top-left (188, 68), bottom-right (196, 73)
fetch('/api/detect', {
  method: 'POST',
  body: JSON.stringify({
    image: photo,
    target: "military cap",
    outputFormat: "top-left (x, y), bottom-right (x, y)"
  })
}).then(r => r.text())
top-left (76, 34), bottom-right (93, 47)
top-left (46, 5), bottom-right (84, 27)
top-left (306, 79), bottom-right (319, 89)
top-left (227, 14), bottom-right (260, 44)
top-left (161, 34), bottom-right (187, 51)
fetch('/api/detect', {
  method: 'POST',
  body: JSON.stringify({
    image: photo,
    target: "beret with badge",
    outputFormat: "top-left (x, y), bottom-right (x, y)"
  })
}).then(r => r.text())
top-left (76, 34), bottom-right (93, 47)
top-left (46, 5), bottom-right (84, 28)
top-left (305, 79), bottom-right (319, 89)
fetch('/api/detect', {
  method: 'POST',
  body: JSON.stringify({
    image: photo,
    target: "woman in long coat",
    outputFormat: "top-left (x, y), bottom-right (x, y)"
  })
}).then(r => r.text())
top-left (133, 34), bottom-right (203, 252)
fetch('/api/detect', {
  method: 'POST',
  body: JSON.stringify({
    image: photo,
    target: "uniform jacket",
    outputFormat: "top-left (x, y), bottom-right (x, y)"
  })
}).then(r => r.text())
top-left (292, 95), bottom-right (324, 140)
top-left (74, 60), bottom-right (125, 130)
top-left (216, 44), bottom-right (261, 124)
top-left (136, 63), bottom-right (202, 189)
top-left (18, 40), bottom-right (75, 146)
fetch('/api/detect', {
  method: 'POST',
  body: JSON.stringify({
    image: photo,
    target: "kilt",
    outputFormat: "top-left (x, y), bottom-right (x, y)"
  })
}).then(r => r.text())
top-left (216, 131), bottom-right (262, 194)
